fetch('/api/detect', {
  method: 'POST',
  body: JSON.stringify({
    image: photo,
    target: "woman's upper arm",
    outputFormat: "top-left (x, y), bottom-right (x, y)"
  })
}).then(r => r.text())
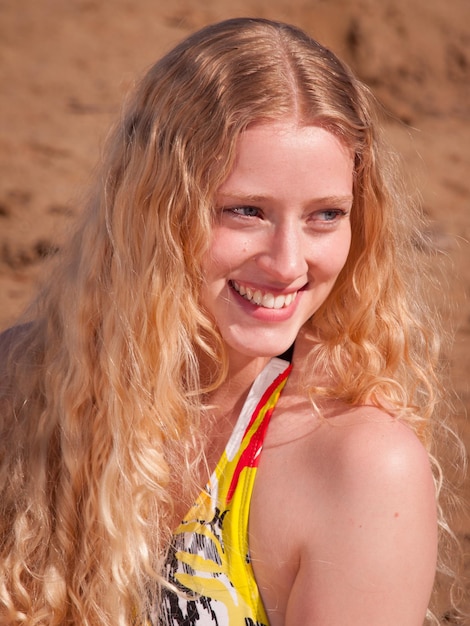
top-left (285, 416), bottom-right (437, 626)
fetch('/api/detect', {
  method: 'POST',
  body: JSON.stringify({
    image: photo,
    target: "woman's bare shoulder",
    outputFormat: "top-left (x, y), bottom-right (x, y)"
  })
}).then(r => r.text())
top-left (260, 398), bottom-right (436, 558)
top-left (279, 403), bottom-right (434, 523)
top-left (250, 402), bottom-right (437, 626)
top-left (315, 404), bottom-right (431, 480)
top-left (253, 402), bottom-right (437, 626)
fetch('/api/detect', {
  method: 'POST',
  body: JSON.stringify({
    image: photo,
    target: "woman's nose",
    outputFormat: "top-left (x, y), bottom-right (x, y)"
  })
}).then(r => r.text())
top-left (255, 223), bottom-right (309, 283)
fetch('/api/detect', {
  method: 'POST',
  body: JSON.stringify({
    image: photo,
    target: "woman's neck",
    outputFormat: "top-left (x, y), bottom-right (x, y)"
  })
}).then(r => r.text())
top-left (209, 353), bottom-right (271, 419)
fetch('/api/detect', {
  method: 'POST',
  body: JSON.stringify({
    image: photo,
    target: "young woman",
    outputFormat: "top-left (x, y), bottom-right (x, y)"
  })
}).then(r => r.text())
top-left (0, 17), bottom-right (463, 626)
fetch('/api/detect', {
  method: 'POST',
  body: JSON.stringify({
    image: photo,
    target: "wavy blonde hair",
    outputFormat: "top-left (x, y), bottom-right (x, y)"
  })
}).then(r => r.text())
top-left (0, 17), bottom-right (464, 625)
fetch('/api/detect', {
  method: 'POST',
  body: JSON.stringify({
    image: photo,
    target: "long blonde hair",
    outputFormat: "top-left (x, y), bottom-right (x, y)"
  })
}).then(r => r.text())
top-left (0, 17), bottom-right (464, 625)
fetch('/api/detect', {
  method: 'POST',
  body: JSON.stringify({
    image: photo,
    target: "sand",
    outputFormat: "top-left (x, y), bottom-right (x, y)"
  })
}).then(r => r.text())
top-left (0, 0), bottom-right (469, 618)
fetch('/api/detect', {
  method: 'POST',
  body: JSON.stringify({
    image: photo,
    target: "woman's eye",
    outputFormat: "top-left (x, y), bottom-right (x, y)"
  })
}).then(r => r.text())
top-left (315, 209), bottom-right (347, 222)
top-left (226, 206), bottom-right (261, 218)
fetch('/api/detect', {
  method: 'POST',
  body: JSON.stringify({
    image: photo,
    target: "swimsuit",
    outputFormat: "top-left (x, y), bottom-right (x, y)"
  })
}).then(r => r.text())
top-left (156, 357), bottom-right (292, 626)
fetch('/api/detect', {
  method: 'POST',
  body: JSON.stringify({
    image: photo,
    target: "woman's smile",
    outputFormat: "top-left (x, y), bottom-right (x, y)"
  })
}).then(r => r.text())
top-left (230, 280), bottom-right (300, 309)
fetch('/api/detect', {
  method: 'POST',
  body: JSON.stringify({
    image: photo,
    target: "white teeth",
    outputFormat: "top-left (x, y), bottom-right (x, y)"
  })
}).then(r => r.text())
top-left (262, 293), bottom-right (275, 308)
top-left (231, 281), bottom-right (297, 309)
top-left (274, 294), bottom-right (286, 309)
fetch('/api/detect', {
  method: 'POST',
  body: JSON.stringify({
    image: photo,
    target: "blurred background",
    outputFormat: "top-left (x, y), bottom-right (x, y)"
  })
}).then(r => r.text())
top-left (0, 0), bottom-right (468, 618)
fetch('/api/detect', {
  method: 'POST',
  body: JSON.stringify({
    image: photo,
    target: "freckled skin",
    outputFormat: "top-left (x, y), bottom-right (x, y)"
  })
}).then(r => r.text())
top-left (201, 120), bottom-right (353, 374)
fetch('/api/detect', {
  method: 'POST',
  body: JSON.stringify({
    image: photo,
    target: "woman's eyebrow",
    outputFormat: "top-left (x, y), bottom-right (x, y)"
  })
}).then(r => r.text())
top-left (217, 191), bottom-right (354, 206)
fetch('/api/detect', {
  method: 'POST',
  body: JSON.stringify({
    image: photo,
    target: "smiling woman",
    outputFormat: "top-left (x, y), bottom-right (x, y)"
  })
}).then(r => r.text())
top-left (0, 17), bottom-right (464, 626)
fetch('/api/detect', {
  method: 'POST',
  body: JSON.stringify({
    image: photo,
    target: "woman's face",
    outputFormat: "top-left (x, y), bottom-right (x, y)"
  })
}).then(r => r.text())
top-left (201, 119), bottom-right (354, 368)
